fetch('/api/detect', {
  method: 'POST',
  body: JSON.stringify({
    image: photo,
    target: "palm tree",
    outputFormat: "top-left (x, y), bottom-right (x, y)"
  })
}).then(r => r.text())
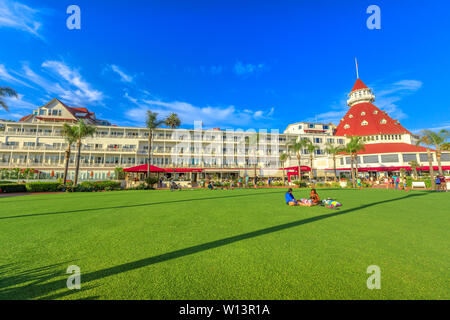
top-left (343, 136), bottom-right (365, 188)
top-left (72, 120), bottom-right (96, 185)
top-left (416, 134), bottom-right (436, 190)
top-left (306, 141), bottom-right (319, 182)
top-left (408, 160), bottom-right (420, 180)
top-left (419, 130), bottom-right (449, 175)
top-left (288, 139), bottom-right (309, 182)
top-left (61, 123), bottom-right (77, 185)
top-left (325, 143), bottom-right (344, 182)
top-left (165, 113), bottom-right (181, 129)
top-left (0, 87), bottom-right (18, 111)
top-left (279, 152), bottom-right (289, 186)
top-left (442, 142), bottom-right (450, 151)
top-left (248, 132), bottom-right (260, 186)
top-left (146, 111), bottom-right (164, 178)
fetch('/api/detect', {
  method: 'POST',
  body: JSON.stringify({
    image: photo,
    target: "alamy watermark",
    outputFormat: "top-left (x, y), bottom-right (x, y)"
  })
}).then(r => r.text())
top-left (67, 5), bottom-right (81, 30)
top-left (366, 265), bottom-right (381, 289)
top-left (367, 5), bottom-right (381, 30)
top-left (66, 265), bottom-right (81, 290)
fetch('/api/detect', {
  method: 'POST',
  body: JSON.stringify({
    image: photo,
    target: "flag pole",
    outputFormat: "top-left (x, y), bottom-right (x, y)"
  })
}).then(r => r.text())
top-left (355, 57), bottom-right (359, 79)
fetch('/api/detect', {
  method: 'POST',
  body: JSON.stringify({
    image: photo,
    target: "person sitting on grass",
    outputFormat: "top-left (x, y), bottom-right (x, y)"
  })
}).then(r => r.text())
top-left (310, 188), bottom-right (320, 206)
top-left (285, 188), bottom-right (300, 206)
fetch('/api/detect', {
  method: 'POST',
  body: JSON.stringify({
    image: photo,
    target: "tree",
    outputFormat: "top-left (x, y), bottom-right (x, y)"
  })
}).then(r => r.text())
top-left (0, 87), bottom-right (18, 111)
top-left (279, 153), bottom-right (289, 186)
top-left (305, 141), bottom-right (319, 182)
top-left (165, 113), bottom-right (181, 129)
top-left (442, 142), bottom-right (450, 151)
top-left (146, 111), bottom-right (164, 178)
top-left (408, 160), bottom-right (419, 180)
top-left (325, 143), bottom-right (344, 182)
top-left (61, 123), bottom-right (77, 185)
top-left (248, 132), bottom-right (260, 186)
top-left (72, 120), bottom-right (96, 186)
top-left (288, 139), bottom-right (309, 183)
top-left (416, 133), bottom-right (437, 190)
top-left (419, 130), bottom-right (449, 175)
top-left (343, 136), bottom-right (365, 188)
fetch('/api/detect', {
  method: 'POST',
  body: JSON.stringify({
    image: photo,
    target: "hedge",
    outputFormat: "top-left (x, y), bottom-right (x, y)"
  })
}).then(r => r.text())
top-left (0, 184), bottom-right (27, 193)
top-left (25, 182), bottom-right (62, 193)
top-left (73, 181), bottom-right (122, 192)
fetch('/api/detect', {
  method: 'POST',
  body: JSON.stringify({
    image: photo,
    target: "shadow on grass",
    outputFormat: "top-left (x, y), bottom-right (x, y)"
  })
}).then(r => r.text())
top-left (0, 191), bottom-right (283, 221)
top-left (0, 192), bottom-right (428, 300)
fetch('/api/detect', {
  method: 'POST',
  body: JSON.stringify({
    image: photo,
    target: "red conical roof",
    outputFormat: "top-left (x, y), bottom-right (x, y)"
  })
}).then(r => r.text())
top-left (335, 102), bottom-right (411, 136)
top-left (351, 78), bottom-right (369, 92)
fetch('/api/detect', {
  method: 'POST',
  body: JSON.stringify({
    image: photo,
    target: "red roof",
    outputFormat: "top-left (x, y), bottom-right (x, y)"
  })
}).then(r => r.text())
top-left (335, 102), bottom-right (411, 136)
top-left (340, 143), bottom-right (432, 155)
top-left (19, 115), bottom-right (33, 122)
top-left (351, 78), bottom-right (369, 92)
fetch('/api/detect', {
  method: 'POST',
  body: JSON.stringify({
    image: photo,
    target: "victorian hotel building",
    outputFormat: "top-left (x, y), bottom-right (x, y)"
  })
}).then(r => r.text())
top-left (0, 77), bottom-right (449, 182)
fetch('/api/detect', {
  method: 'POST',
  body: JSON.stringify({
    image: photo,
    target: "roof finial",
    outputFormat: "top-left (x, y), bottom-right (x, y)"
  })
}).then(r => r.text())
top-left (355, 57), bottom-right (359, 79)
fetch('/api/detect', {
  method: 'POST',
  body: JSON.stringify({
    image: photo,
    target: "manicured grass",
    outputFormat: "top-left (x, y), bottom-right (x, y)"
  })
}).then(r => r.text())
top-left (0, 188), bottom-right (449, 300)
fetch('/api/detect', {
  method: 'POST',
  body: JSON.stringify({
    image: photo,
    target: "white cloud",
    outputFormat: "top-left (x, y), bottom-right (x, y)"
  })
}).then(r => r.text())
top-left (233, 61), bottom-right (269, 76)
top-left (309, 79), bottom-right (423, 125)
top-left (0, 0), bottom-right (43, 38)
top-left (123, 93), bottom-right (274, 129)
top-left (0, 64), bottom-right (33, 88)
top-left (107, 64), bottom-right (134, 83)
top-left (374, 80), bottom-right (423, 120)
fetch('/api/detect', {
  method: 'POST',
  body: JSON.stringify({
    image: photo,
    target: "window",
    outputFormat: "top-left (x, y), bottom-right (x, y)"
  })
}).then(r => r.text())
top-left (381, 154), bottom-right (399, 163)
top-left (441, 153), bottom-right (450, 161)
top-left (39, 109), bottom-right (46, 115)
top-left (361, 112), bottom-right (366, 116)
top-left (361, 120), bottom-right (368, 126)
top-left (338, 139), bottom-right (345, 144)
top-left (373, 110), bottom-right (378, 114)
top-left (419, 153), bottom-right (434, 162)
top-left (403, 154), bottom-right (417, 162)
top-left (363, 155), bottom-right (379, 163)
top-left (309, 124), bottom-right (315, 129)
top-left (344, 124), bottom-right (350, 129)
top-left (298, 125), bottom-right (302, 130)
top-left (314, 138), bottom-right (322, 144)
top-left (327, 138), bottom-right (335, 144)
top-left (380, 119), bottom-right (387, 124)
top-left (349, 114), bottom-right (354, 118)
top-left (323, 125), bottom-right (329, 130)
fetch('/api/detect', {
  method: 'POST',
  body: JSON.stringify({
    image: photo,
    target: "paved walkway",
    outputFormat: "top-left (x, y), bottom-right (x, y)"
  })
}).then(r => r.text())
top-left (0, 192), bottom-right (64, 198)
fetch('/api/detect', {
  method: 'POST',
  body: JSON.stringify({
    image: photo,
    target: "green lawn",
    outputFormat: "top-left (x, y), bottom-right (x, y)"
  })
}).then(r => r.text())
top-left (0, 188), bottom-right (449, 300)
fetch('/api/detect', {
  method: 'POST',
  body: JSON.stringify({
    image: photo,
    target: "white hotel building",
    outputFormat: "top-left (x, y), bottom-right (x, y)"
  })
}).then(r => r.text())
top-left (0, 77), bottom-right (449, 181)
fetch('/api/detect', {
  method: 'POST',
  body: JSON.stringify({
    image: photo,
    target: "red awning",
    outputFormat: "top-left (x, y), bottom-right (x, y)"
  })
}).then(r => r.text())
top-left (285, 166), bottom-right (312, 172)
top-left (334, 166), bottom-right (450, 172)
top-left (123, 165), bottom-right (165, 173)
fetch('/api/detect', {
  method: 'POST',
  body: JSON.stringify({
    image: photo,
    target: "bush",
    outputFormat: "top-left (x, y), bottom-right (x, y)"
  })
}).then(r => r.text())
top-left (0, 183), bottom-right (27, 193)
top-left (25, 182), bottom-right (62, 193)
top-left (293, 181), bottom-right (308, 188)
top-left (0, 181), bottom-right (14, 184)
top-left (75, 181), bottom-right (122, 192)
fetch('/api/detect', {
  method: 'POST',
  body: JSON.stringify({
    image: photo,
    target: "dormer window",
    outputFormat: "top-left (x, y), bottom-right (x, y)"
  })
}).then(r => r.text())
top-left (380, 119), bottom-right (387, 124)
top-left (349, 114), bottom-right (354, 119)
top-left (361, 120), bottom-right (368, 126)
top-left (344, 124), bottom-right (350, 129)
top-left (361, 112), bottom-right (366, 116)
top-left (373, 110), bottom-right (378, 114)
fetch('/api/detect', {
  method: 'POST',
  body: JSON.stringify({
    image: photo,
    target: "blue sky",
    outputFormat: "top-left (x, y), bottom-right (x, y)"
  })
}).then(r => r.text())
top-left (0, 0), bottom-right (449, 132)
